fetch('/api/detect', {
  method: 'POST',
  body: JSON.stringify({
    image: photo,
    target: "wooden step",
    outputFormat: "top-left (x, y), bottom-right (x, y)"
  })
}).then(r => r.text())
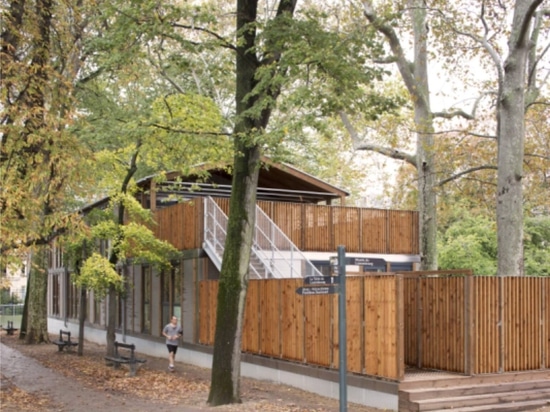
top-left (400, 370), bottom-right (550, 391)
top-left (399, 371), bottom-right (550, 412)
top-left (413, 388), bottom-right (550, 410)
top-left (403, 380), bottom-right (550, 402)
top-left (427, 399), bottom-right (550, 412)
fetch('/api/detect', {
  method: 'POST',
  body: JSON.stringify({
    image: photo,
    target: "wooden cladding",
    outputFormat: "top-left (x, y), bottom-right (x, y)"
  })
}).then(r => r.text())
top-left (151, 197), bottom-right (419, 255)
top-left (151, 199), bottom-right (203, 251)
top-left (199, 276), bottom-right (403, 381)
top-left (198, 274), bottom-right (549, 382)
top-left (400, 272), bottom-right (550, 375)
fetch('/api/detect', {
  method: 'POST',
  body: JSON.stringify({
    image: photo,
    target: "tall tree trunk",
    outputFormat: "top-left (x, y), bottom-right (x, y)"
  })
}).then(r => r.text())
top-left (496, 0), bottom-right (543, 276)
top-left (410, 0), bottom-right (437, 270)
top-left (19, 273), bottom-right (31, 340)
top-left (362, 0), bottom-right (438, 269)
top-left (78, 286), bottom-right (86, 356)
top-left (208, 145), bottom-right (261, 405)
top-left (24, 246), bottom-right (49, 344)
top-left (106, 285), bottom-right (117, 356)
top-left (208, 0), bottom-right (297, 404)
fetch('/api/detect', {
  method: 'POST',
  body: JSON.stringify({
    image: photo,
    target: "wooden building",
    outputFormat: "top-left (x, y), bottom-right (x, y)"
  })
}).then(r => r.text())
top-left (47, 159), bottom-right (549, 410)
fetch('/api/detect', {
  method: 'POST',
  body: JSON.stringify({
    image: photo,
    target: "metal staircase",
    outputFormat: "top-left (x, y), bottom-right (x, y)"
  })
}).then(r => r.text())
top-left (203, 197), bottom-right (323, 279)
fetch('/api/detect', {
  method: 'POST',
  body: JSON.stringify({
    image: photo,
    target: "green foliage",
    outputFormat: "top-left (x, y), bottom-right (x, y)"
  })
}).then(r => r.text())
top-left (76, 253), bottom-right (124, 298)
top-left (438, 213), bottom-right (498, 275)
top-left (524, 216), bottom-right (550, 276)
top-left (438, 210), bottom-right (550, 276)
top-left (0, 289), bottom-right (23, 305)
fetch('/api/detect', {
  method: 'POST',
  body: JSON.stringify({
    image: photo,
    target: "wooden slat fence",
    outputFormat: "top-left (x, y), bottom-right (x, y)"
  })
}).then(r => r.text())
top-left (402, 271), bottom-right (472, 374)
top-left (199, 275), bottom-right (403, 381)
top-left (151, 197), bottom-right (419, 255)
top-left (199, 274), bottom-right (549, 381)
top-left (403, 272), bottom-right (550, 375)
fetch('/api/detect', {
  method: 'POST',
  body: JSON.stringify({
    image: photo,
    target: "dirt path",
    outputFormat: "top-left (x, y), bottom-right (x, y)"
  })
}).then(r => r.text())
top-left (0, 342), bottom-right (204, 412)
top-left (0, 334), bottom-right (386, 411)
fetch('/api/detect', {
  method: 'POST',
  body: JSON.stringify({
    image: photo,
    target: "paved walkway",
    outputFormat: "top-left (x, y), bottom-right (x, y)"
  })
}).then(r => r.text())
top-left (0, 342), bottom-right (204, 411)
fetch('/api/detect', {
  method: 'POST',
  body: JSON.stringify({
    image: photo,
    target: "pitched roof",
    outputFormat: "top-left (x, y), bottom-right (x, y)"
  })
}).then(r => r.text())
top-left (138, 157), bottom-right (349, 206)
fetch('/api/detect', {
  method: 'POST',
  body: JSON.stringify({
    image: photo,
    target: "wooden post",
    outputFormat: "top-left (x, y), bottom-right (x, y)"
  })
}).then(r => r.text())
top-left (416, 276), bottom-right (422, 368)
top-left (396, 274), bottom-right (405, 381)
top-left (464, 271), bottom-right (475, 375)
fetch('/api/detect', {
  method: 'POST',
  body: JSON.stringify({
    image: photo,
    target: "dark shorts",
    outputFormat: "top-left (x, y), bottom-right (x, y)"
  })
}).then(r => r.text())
top-left (167, 344), bottom-right (178, 354)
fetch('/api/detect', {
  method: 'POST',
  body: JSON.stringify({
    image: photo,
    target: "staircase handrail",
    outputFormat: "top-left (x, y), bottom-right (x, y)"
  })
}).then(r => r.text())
top-left (204, 196), bottom-right (323, 279)
top-left (203, 197), bottom-right (262, 278)
top-left (253, 205), bottom-right (324, 279)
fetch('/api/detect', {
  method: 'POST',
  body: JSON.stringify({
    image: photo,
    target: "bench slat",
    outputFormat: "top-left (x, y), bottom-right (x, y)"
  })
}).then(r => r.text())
top-left (104, 341), bottom-right (147, 376)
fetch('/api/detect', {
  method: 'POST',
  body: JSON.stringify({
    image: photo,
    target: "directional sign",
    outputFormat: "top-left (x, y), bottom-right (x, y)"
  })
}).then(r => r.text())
top-left (346, 257), bottom-right (386, 267)
top-left (296, 285), bottom-right (339, 295)
top-left (304, 275), bottom-right (340, 285)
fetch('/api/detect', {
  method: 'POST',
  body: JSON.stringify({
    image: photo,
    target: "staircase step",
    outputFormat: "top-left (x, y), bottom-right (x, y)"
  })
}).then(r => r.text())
top-left (404, 380), bottom-right (550, 402)
top-left (415, 388), bottom-right (550, 411)
top-left (427, 398), bottom-right (550, 412)
top-left (400, 371), bottom-right (550, 391)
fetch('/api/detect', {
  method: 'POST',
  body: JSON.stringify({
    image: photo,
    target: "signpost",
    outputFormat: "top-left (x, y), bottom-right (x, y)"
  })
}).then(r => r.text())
top-left (296, 285), bottom-right (339, 295)
top-left (297, 246), bottom-right (348, 412)
top-left (346, 257), bottom-right (386, 268)
top-left (336, 246), bottom-right (347, 412)
top-left (304, 275), bottom-right (340, 285)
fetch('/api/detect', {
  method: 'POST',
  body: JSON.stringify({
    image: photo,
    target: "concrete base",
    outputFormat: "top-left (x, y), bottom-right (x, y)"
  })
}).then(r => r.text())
top-left (48, 319), bottom-right (398, 411)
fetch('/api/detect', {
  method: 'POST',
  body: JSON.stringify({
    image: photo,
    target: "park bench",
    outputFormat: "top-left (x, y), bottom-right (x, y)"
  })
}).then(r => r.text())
top-left (2, 321), bottom-right (18, 336)
top-left (51, 329), bottom-right (78, 352)
top-left (104, 341), bottom-right (146, 377)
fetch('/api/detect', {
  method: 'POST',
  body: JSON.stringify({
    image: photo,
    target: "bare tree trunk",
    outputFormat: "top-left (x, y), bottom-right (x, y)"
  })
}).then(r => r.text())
top-left (410, 0), bottom-right (437, 270)
top-left (361, 0), bottom-right (438, 269)
top-left (496, 0), bottom-right (543, 276)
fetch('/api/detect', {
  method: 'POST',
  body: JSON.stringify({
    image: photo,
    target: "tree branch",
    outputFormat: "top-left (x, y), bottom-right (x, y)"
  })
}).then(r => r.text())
top-left (437, 165), bottom-right (497, 186)
top-left (172, 23), bottom-right (236, 51)
top-left (150, 123), bottom-right (231, 137)
top-left (339, 111), bottom-right (417, 167)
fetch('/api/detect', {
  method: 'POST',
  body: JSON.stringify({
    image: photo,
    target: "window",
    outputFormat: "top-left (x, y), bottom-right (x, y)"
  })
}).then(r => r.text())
top-left (67, 277), bottom-right (79, 319)
top-left (161, 262), bottom-right (182, 332)
top-left (51, 274), bottom-right (60, 316)
top-left (142, 266), bottom-right (152, 334)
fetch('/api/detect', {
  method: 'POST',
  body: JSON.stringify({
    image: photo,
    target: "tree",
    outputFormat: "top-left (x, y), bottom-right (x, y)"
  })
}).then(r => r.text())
top-left (494, 0), bottom-right (546, 276)
top-left (1, 0), bottom-right (93, 342)
top-left (341, 0), bottom-right (441, 270)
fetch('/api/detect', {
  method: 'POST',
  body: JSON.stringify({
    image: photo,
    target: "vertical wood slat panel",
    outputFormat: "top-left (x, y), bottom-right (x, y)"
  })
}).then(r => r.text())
top-left (363, 276), bottom-right (399, 379)
top-left (544, 279), bottom-right (550, 369)
top-left (304, 294), bottom-right (332, 367)
top-left (332, 277), bottom-right (363, 373)
top-left (242, 281), bottom-right (260, 353)
top-left (333, 207), bottom-right (361, 253)
top-left (152, 200), bottom-right (203, 250)
top-left (304, 205), bottom-right (332, 252)
top-left (259, 279), bottom-right (281, 357)
top-left (280, 279), bottom-right (305, 362)
top-left (503, 278), bottom-right (542, 371)
top-left (361, 209), bottom-right (388, 253)
top-left (270, 202), bottom-right (304, 249)
top-left (402, 277), bottom-right (418, 366)
top-left (474, 277), bottom-right (500, 374)
top-left (389, 210), bottom-right (417, 254)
